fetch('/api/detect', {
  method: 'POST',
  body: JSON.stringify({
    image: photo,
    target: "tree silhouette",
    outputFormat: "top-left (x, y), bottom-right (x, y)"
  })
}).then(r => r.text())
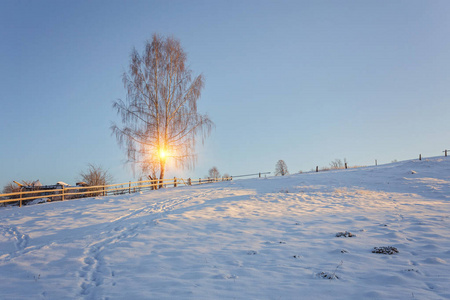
top-left (208, 166), bottom-right (220, 179)
top-left (275, 160), bottom-right (289, 176)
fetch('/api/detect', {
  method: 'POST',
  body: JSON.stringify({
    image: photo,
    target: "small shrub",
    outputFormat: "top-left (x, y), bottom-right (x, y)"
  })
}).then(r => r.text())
top-left (318, 271), bottom-right (339, 280)
top-left (317, 261), bottom-right (343, 280)
top-left (336, 231), bottom-right (356, 238)
top-left (330, 159), bottom-right (344, 169)
top-left (78, 164), bottom-right (113, 197)
top-left (208, 166), bottom-right (220, 179)
top-left (372, 246), bottom-right (398, 255)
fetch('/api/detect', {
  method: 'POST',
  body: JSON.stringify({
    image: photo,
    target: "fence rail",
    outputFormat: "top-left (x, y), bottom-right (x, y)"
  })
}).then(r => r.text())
top-left (231, 172), bottom-right (271, 179)
top-left (0, 176), bottom-right (232, 208)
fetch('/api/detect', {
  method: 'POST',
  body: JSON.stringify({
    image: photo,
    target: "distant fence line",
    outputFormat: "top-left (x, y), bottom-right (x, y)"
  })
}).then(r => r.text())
top-left (6, 150), bottom-right (447, 208)
top-left (0, 176), bottom-right (232, 208)
top-left (314, 150), bottom-right (450, 173)
top-left (0, 171), bottom-right (273, 208)
top-left (231, 172), bottom-right (271, 179)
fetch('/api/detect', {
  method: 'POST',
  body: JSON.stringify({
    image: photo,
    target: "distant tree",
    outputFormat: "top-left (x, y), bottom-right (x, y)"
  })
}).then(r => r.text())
top-left (330, 159), bottom-right (344, 169)
top-left (1, 180), bottom-right (38, 205)
top-left (2, 182), bottom-right (20, 194)
top-left (275, 160), bottom-right (289, 176)
top-left (111, 34), bottom-right (214, 187)
top-left (208, 166), bottom-right (220, 179)
top-left (79, 164), bottom-right (113, 186)
top-left (2, 180), bottom-right (39, 194)
top-left (222, 173), bottom-right (231, 180)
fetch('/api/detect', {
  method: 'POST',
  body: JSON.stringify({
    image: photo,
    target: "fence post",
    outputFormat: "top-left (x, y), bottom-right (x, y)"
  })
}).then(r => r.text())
top-left (129, 181), bottom-right (131, 194)
top-left (375, 159), bottom-right (377, 166)
top-left (445, 150), bottom-right (448, 157)
top-left (345, 162), bottom-right (348, 169)
top-left (62, 186), bottom-right (65, 201)
top-left (19, 190), bottom-right (22, 207)
top-left (199, 178), bottom-right (201, 184)
top-left (174, 177), bottom-right (177, 187)
top-left (103, 186), bottom-right (105, 196)
top-left (316, 166), bottom-right (318, 172)
top-left (259, 172), bottom-right (261, 178)
top-left (419, 154), bottom-right (422, 160)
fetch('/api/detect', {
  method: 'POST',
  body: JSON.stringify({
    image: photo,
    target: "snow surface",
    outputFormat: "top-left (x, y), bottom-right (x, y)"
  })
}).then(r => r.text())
top-left (1, 157), bottom-right (449, 299)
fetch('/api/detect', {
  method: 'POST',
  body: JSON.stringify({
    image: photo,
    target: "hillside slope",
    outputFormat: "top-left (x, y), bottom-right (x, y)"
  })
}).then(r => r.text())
top-left (1, 157), bottom-right (449, 299)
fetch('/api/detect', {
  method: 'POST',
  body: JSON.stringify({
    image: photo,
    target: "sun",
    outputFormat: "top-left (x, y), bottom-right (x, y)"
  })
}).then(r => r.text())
top-left (159, 149), bottom-right (167, 159)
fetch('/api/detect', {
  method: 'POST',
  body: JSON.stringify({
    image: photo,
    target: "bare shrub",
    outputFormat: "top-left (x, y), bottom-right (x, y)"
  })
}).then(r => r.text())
top-left (208, 166), bottom-right (220, 179)
top-left (79, 164), bottom-right (113, 186)
top-left (317, 261), bottom-right (343, 280)
top-left (2, 182), bottom-right (20, 194)
top-left (1, 180), bottom-right (39, 206)
top-left (330, 159), bottom-right (343, 169)
top-left (79, 164), bottom-right (113, 197)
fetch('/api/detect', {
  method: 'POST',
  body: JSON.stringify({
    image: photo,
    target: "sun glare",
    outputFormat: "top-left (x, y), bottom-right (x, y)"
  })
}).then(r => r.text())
top-left (159, 149), bottom-right (167, 159)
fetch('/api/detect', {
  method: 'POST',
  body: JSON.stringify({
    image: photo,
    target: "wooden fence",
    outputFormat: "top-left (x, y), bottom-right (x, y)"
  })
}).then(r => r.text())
top-left (0, 176), bottom-right (232, 208)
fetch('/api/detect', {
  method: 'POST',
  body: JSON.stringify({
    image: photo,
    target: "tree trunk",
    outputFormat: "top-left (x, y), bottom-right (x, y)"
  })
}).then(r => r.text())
top-left (159, 161), bottom-right (165, 189)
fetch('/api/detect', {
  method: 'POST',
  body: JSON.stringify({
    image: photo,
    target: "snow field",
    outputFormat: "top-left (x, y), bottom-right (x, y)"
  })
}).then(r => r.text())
top-left (0, 157), bottom-right (449, 299)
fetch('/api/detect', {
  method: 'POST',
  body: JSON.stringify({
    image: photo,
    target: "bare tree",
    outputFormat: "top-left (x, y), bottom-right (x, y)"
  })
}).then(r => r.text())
top-left (2, 180), bottom-right (40, 193)
top-left (112, 34), bottom-right (213, 187)
top-left (330, 158), bottom-right (344, 169)
top-left (2, 182), bottom-right (20, 194)
top-left (208, 166), bottom-right (220, 179)
top-left (2, 180), bottom-right (36, 205)
top-left (79, 164), bottom-right (113, 186)
top-left (78, 164), bottom-right (113, 197)
top-left (275, 160), bottom-right (289, 176)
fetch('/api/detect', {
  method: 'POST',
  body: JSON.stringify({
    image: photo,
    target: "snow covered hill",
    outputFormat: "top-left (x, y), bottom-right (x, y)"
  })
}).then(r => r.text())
top-left (1, 157), bottom-right (449, 299)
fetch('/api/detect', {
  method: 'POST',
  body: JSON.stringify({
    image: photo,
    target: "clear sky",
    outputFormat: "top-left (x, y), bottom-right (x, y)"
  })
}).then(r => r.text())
top-left (1, 0), bottom-right (450, 188)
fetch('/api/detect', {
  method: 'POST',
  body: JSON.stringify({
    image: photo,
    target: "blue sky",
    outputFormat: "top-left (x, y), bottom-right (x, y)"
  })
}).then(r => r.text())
top-left (1, 0), bottom-right (450, 188)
